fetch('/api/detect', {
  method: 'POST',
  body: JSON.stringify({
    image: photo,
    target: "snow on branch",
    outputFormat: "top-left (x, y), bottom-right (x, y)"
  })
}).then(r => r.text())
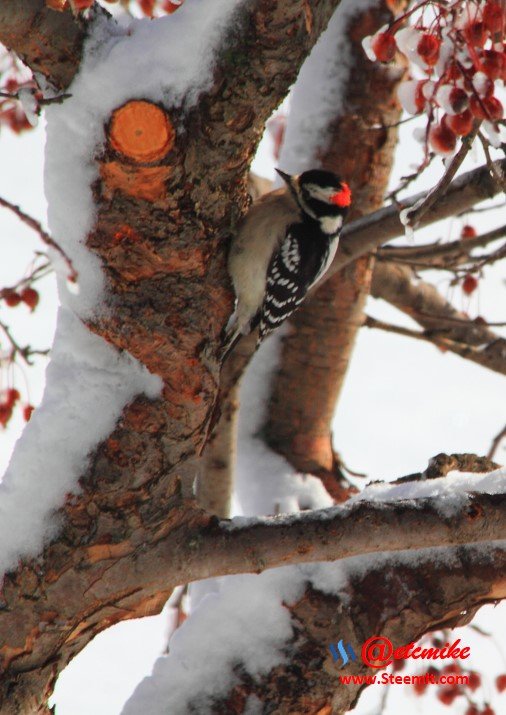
top-left (124, 461), bottom-right (506, 715)
top-left (186, 467), bottom-right (506, 582)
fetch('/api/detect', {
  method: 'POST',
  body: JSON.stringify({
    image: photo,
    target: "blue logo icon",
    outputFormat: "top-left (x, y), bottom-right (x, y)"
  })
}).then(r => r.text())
top-left (329, 640), bottom-right (357, 667)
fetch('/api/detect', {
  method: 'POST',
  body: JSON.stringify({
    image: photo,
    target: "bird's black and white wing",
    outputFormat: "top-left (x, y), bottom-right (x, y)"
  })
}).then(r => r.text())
top-left (258, 231), bottom-right (308, 341)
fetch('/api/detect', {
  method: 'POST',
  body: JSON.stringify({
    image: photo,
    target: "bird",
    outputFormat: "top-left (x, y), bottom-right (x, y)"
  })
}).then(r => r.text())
top-left (222, 168), bottom-right (351, 357)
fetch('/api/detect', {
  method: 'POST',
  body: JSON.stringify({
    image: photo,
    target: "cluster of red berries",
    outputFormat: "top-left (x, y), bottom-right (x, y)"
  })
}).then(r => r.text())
top-left (363, 1), bottom-right (505, 154)
top-left (1, 287), bottom-right (39, 311)
top-left (44, 1), bottom-right (93, 11)
top-left (392, 631), bottom-right (506, 713)
top-left (0, 74), bottom-right (36, 135)
top-left (138, 0), bottom-right (184, 16)
top-left (46, 0), bottom-right (183, 13)
top-left (0, 389), bottom-right (34, 428)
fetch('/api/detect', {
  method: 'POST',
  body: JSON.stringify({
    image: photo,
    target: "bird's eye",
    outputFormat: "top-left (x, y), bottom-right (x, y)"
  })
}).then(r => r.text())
top-left (330, 183), bottom-right (352, 207)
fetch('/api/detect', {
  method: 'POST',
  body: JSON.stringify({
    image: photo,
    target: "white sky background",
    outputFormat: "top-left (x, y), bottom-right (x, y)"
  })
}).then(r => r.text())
top-left (0, 64), bottom-right (505, 715)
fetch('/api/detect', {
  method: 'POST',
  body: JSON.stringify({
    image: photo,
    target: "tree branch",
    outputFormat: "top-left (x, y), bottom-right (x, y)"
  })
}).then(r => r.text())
top-left (371, 261), bottom-right (506, 376)
top-left (379, 224), bottom-right (506, 266)
top-left (331, 158), bottom-right (506, 278)
top-left (400, 122), bottom-right (481, 229)
top-left (364, 314), bottom-right (506, 374)
top-left (0, 0), bottom-right (87, 90)
top-left (0, 195), bottom-right (77, 280)
top-left (189, 490), bottom-right (506, 580)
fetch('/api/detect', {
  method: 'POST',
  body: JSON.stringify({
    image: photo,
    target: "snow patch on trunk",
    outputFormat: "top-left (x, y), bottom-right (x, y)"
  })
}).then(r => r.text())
top-left (278, 0), bottom-right (379, 175)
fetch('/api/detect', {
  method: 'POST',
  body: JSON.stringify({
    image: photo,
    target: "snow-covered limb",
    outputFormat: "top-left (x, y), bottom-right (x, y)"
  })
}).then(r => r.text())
top-left (184, 472), bottom-right (506, 580)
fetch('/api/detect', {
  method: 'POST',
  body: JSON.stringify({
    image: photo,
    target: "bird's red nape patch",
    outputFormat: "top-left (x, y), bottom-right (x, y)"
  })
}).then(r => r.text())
top-left (330, 183), bottom-right (352, 207)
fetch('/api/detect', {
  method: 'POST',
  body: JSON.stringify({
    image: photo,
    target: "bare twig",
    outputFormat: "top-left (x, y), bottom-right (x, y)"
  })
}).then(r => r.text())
top-left (363, 314), bottom-right (506, 375)
top-left (379, 224), bottom-right (506, 262)
top-left (478, 131), bottom-right (506, 192)
top-left (0, 319), bottom-right (50, 365)
top-left (404, 311), bottom-right (506, 329)
top-left (488, 424), bottom-right (506, 461)
top-left (387, 153), bottom-right (435, 203)
top-left (0, 196), bottom-right (77, 281)
top-left (458, 199), bottom-right (506, 216)
top-left (332, 158), bottom-right (506, 280)
top-left (399, 124), bottom-right (481, 229)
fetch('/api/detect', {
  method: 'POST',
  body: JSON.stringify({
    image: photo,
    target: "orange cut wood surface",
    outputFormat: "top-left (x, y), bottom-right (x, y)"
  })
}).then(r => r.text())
top-left (109, 100), bottom-right (174, 163)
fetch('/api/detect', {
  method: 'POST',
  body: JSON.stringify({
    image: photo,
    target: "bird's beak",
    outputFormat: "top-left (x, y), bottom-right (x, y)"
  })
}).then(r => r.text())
top-left (275, 168), bottom-right (294, 188)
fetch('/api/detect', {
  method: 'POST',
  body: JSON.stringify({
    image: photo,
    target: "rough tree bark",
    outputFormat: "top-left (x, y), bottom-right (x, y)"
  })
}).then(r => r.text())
top-left (0, 2), bottom-right (504, 714)
top-left (0, 0), bottom-right (348, 710)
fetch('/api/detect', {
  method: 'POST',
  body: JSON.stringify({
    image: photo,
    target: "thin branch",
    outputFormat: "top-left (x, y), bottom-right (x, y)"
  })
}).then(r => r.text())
top-left (458, 199), bottom-right (506, 216)
top-left (371, 261), bottom-right (506, 376)
top-left (331, 158), bottom-right (506, 280)
top-left (400, 124), bottom-right (481, 229)
top-left (0, 196), bottom-right (77, 281)
top-left (363, 313), bottom-right (496, 360)
top-left (478, 131), bottom-right (506, 192)
top-left (404, 311), bottom-right (506, 329)
top-left (379, 224), bottom-right (506, 262)
top-left (488, 424), bottom-right (506, 461)
top-left (0, 319), bottom-right (50, 365)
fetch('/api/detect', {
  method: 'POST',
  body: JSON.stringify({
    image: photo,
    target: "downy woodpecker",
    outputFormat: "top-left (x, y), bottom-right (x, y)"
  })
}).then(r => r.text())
top-left (223, 168), bottom-right (351, 356)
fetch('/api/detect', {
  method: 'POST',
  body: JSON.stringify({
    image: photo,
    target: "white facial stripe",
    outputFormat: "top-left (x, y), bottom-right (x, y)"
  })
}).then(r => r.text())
top-left (305, 183), bottom-right (340, 203)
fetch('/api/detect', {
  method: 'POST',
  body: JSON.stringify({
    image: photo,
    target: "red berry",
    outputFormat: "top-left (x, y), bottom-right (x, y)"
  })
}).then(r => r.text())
top-left (417, 34), bottom-right (441, 66)
top-left (449, 87), bottom-right (469, 114)
top-left (23, 405), bottom-right (34, 422)
top-left (470, 95), bottom-right (488, 119)
top-left (163, 0), bottom-right (183, 11)
top-left (429, 119), bottom-right (457, 155)
top-left (0, 405), bottom-right (13, 427)
top-left (462, 274), bottom-right (479, 295)
top-left (139, 0), bottom-right (155, 16)
top-left (413, 679), bottom-right (428, 695)
top-left (483, 96), bottom-right (504, 120)
top-left (444, 62), bottom-right (462, 81)
top-left (447, 109), bottom-right (474, 136)
top-left (437, 86), bottom-right (469, 114)
top-left (4, 78), bottom-right (18, 94)
top-left (20, 287), bottom-right (39, 311)
top-left (371, 32), bottom-right (397, 62)
top-left (437, 687), bottom-right (460, 705)
top-left (6, 389), bottom-right (20, 406)
top-left (72, 0), bottom-right (94, 9)
top-left (481, 707), bottom-right (495, 715)
top-left (461, 224), bottom-right (477, 239)
top-left (465, 707), bottom-right (479, 715)
top-left (465, 21), bottom-right (488, 47)
top-left (483, 2), bottom-right (504, 34)
top-left (2, 289), bottom-right (21, 307)
top-left (468, 671), bottom-right (481, 691)
top-left (496, 674), bottom-right (506, 692)
top-left (481, 50), bottom-right (504, 79)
